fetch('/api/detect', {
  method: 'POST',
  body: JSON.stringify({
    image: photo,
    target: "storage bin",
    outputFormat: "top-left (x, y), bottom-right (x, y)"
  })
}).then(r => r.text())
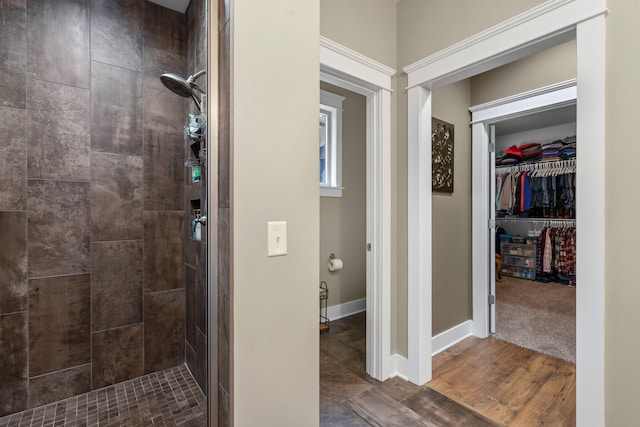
top-left (499, 234), bottom-right (512, 244)
top-left (500, 236), bottom-right (537, 281)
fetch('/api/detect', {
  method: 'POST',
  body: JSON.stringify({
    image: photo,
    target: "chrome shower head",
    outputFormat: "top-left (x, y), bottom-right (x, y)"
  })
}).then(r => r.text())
top-left (160, 70), bottom-right (207, 111)
top-left (160, 73), bottom-right (193, 97)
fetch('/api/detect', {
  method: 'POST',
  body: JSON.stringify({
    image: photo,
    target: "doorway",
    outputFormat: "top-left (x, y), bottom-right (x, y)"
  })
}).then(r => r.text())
top-left (405, 3), bottom-right (607, 424)
top-left (320, 36), bottom-right (395, 381)
top-left (319, 82), bottom-right (367, 325)
top-left (470, 82), bottom-right (577, 363)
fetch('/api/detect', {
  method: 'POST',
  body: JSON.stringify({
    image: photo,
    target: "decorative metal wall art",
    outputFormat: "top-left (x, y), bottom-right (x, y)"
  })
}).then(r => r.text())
top-left (432, 117), bottom-right (455, 193)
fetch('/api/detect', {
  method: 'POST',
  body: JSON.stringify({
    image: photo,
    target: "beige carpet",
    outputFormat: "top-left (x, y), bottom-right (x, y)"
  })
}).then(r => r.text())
top-left (495, 276), bottom-right (576, 363)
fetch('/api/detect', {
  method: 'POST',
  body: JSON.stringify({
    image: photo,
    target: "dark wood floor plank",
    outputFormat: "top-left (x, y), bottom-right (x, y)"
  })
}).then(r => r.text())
top-left (345, 389), bottom-right (431, 427)
top-left (320, 402), bottom-right (371, 427)
top-left (320, 362), bottom-right (373, 404)
top-left (320, 335), bottom-right (359, 364)
top-left (404, 387), bottom-right (504, 427)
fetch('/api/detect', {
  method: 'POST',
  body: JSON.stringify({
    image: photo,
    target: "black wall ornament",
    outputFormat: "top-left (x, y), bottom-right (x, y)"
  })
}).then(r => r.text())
top-left (431, 117), bottom-right (455, 193)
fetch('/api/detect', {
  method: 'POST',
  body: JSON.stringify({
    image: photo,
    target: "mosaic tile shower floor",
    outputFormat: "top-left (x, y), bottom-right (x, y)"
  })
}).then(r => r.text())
top-left (0, 365), bottom-right (206, 427)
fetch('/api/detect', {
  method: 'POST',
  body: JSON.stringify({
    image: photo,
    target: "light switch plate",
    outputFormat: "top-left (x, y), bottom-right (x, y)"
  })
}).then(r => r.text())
top-left (268, 221), bottom-right (287, 257)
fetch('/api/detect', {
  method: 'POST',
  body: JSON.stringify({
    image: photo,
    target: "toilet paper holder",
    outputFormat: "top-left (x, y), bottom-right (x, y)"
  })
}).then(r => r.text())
top-left (327, 254), bottom-right (343, 272)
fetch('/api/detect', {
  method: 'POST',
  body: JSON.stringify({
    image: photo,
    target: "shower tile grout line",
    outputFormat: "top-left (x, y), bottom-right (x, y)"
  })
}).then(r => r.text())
top-left (0, 365), bottom-right (206, 427)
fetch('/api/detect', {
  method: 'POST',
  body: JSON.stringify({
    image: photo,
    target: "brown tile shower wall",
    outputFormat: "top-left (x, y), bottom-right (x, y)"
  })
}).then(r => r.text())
top-left (0, 0), bottom-right (188, 417)
top-left (184, 0), bottom-right (209, 395)
top-left (218, 0), bottom-right (232, 425)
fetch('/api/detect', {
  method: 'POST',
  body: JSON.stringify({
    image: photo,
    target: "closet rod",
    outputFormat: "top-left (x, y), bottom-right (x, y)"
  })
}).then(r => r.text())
top-left (496, 217), bottom-right (576, 227)
top-left (496, 158), bottom-right (576, 175)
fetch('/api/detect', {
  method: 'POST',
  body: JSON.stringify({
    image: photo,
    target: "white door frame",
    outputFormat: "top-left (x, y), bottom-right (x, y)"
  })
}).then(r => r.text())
top-left (469, 80), bottom-right (578, 338)
top-left (404, 0), bottom-right (607, 425)
top-left (320, 37), bottom-right (395, 381)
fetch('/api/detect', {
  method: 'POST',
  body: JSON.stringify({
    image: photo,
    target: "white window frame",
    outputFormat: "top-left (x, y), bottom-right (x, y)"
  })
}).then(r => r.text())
top-left (320, 89), bottom-right (345, 197)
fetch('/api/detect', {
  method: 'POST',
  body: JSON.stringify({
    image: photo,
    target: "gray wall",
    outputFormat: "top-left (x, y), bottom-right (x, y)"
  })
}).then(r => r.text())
top-left (431, 80), bottom-right (473, 334)
top-left (320, 0), bottom-right (396, 68)
top-left (470, 40), bottom-right (577, 106)
top-left (396, 0), bottom-right (547, 65)
top-left (319, 82), bottom-right (367, 308)
top-left (605, 0), bottom-right (640, 424)
top-left (0, 0), bottom-right (187, 416)
top-left (232, 0), bottom-right (320, 425)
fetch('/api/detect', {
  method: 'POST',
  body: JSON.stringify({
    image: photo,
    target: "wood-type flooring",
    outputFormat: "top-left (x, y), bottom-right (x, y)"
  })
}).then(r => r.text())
top-left (320, 313), bottom-right (499, 426)
top-left (321, 312), bottom-right (576, 426)
top-left (429, 336), bottom-right (576, 426)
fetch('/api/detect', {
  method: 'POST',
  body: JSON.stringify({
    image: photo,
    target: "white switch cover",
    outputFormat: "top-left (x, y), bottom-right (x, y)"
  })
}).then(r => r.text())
top-left (268, 221), bottom-right (287, 257)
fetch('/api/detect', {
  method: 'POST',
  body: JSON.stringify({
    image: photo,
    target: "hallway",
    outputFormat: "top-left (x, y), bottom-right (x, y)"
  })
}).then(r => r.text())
top-left (320, 313), bottom-right (575, 426)
top-left (320, 313), bottom-right (498, 426)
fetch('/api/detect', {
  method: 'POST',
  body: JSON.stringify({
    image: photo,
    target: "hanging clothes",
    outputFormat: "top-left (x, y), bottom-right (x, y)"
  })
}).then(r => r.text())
top-left (497, 173), bottom-right (513, 211)
top-left (495, 137), bottom-right (577, 287)
top-left (496, 170), bottom-right (576, 219)
top-left (535, 226), bottom-right (576, 285)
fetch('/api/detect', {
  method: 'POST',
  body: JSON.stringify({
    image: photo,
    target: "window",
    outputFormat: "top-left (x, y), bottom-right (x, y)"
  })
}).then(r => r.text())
top-left (319, 90), bottom-right (345, 197)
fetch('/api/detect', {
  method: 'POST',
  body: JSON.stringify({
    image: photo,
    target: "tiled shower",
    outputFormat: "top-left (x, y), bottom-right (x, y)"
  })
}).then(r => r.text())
top-left (0, 0), bottom-right (209, 418)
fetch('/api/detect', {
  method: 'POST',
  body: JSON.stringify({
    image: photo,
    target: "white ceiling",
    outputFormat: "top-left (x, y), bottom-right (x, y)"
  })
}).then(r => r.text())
top-left (148, 0), bottom-right (190, 13)
top-left (495, 105), bottom-right (576, 137)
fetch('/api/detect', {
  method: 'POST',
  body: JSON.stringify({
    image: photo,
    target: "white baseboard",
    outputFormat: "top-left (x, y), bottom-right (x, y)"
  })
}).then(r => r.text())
top-left (432, 320), bottom-right (473, 356)
top-left (390, 354), bottom-right (409, 380)
top-left (327, 298), bottom-right (366, 321)
top-left (327, 310), bottom-right (470, 381)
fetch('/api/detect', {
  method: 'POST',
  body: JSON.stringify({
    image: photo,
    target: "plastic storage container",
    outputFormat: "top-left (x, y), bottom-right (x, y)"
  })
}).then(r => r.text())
top-left (500, 235), bottom-right (537, 281)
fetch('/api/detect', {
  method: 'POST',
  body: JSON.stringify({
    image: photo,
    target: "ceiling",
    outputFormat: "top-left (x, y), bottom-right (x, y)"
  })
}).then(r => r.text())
top-left (495, 105), bottom-right (576, 137)
top-left (148, 0), bottom-right (190, 13)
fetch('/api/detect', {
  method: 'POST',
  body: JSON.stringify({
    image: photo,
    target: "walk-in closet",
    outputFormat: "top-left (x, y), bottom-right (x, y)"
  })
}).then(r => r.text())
top-left (491, 97), bottom-right (577, 363)
top-left (470, 81), bottom-right (578, 364)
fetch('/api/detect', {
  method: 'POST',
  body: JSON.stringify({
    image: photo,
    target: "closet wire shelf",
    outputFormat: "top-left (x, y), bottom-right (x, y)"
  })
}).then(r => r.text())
top-left (496, 158), bottom-right (576, 175)
top-left (496, 217), bottom-right (576, 227)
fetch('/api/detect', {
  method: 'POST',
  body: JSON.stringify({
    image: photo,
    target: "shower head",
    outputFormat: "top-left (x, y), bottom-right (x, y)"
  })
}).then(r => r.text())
top-left (160, 73), bottom-right (193, 97)
top-left (160, 70), bottom-right (207, 111)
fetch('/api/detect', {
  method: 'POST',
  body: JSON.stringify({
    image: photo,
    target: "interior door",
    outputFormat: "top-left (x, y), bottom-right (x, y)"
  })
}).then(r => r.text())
top-left (489, 124), bottom-right (497, 334)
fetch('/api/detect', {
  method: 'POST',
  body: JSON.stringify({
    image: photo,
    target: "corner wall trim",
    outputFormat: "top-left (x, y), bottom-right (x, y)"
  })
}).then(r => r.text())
top-left (327, 298), bottom-right (366, 321)
top-left (431, 320), bottom-right (473, 356)
top-left (392, 320), bottom-right (472, 381)
top-left (390, 354), bottom-right (409, 380)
